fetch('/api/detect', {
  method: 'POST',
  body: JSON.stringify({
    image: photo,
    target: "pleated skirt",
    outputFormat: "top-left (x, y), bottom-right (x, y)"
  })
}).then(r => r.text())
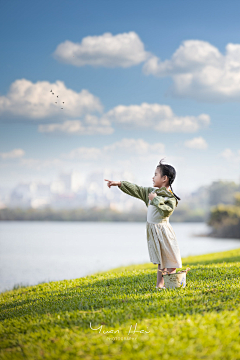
top-left (146, 219), bottom-right (182, 268)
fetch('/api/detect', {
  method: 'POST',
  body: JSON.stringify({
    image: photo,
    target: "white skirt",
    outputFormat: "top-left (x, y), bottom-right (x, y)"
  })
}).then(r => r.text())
top-left (146, 218), bottom-right (182, 268)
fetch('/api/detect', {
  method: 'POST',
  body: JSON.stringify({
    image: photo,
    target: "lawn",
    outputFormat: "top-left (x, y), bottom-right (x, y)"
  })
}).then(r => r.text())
top-left (1, 248), bottom-right (240, 359)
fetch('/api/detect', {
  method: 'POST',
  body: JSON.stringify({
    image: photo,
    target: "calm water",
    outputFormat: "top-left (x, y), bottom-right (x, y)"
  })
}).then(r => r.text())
top-left (0, 221), bottom-right (240, 293)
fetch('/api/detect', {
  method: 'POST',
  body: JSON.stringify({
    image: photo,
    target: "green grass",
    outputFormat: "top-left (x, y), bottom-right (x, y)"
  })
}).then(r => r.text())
top-left (1, 248), bottom-right (240, 359)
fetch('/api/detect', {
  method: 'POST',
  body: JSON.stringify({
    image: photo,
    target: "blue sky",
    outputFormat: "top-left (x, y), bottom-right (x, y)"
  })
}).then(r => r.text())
top-left (1, 0), bottom-right (240, 193)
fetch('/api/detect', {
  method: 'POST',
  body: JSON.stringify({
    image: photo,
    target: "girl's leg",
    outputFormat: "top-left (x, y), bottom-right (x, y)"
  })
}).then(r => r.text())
top-left (156, 264), bottom-right (166, 288)
top-left (167, 268), bottom-right (176, 274)
top-left (157, 267), bottom-right (177, 288)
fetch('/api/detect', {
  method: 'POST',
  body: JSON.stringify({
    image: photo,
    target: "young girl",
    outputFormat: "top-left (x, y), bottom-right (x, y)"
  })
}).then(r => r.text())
top-left (104, 158), bottom-right (182, 290)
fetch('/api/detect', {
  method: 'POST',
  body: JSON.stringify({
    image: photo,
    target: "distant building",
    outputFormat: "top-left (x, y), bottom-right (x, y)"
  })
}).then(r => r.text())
top-left (4, 169), bottom-right (146, 210)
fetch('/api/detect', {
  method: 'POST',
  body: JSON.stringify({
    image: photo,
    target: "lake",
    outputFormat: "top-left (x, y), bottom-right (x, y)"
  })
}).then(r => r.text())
top-left (0, 221), bottom-right (240, 293)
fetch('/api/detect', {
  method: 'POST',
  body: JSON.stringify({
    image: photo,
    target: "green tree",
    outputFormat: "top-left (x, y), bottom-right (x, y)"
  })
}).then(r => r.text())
top-left (208, 181), bottom-right (239, 207)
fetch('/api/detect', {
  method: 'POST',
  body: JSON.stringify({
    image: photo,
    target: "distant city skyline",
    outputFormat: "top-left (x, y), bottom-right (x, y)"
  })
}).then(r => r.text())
top-left (0, 169), bottom-right (142, 210)
top-left (1, 166), bottom-right (239, 212)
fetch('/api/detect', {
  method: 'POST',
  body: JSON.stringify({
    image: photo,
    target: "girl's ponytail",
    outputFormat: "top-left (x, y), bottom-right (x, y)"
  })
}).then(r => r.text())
top-left (169, 180), bottom-right (181, 201)
top-left (157, 158), bottom-right (181, 201)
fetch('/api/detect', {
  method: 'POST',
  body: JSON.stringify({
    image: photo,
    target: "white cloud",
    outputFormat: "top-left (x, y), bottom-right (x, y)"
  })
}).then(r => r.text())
top-left (220, 148), bottom-right (240, 163)
top-left (0, 79), bottom-right (103, 120)
top-left (221, 148), bottom-right (234, 159)
top-left (2, 138), bottom-right (165, 172)
top-left (0, 140), bottom-right (186, 191)
top-left (103, 138), bottom-right (165, 154)
top-left (143, 40), bottom-right (240, 102)
top-left (53, 31), bottom-right (150, 68)
top-left (102, 103), bottom-right (210, 132)
top-left (19, 157), bottom-right (64, 171)
top-left (38, 116), bottom-right (114, 135)
top-left (184, 136), bottom-right (208, 149)
top-left (0, 79), bottom-right (211, 135)
top-left (63, 147), bottom-right (102, 161)
top-left (0, 149), bottom-right (25, 159)
top-left (62, 138), bottom-right (165, 161)
top-left (38, 102), bottom-right (210, 135)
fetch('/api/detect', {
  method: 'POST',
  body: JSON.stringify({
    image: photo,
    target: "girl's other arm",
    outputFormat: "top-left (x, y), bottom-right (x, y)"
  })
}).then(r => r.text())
top-left (150, 196), bottom-right (177, 217)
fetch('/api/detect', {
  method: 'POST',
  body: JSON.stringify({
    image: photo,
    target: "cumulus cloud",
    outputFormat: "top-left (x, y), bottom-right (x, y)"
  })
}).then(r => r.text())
top-left (62, 138), bottom-right (165, 161)
top-left (38, 115), bottom-right (114, 135)
top-left (63, 147), bottom-right (102, 161)
top-left (184, 136), bottom-right (208, 149)
top-left (1, 79), bottom-right (211, 135)
top-left (103, 138), bottom-right (165, 154)
top-left (19, 157), bottom-right (64, 170)
top-left (220, 148), bottom-right (240, 163)
top-left (143, 39), bottom-right (240, 102)
top-left (0, 79), bottom-right (103, 120)
top-left (0, 148), bottom-right (25, 159)
top-left (53, 31), bottom-right (150, 68)
top-left (37, 102), bottom-right (210, 135)
top-left (102, 103), bottom-right (210, 132)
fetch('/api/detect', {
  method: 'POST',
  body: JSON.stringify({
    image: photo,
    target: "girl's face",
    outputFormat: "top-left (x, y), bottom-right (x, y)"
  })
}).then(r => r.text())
top-left (152, 167), bottom-right (169, 188)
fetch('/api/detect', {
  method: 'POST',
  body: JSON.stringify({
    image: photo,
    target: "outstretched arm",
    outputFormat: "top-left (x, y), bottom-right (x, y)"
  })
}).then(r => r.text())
top-left (118, 180), bottom-right (154, 207)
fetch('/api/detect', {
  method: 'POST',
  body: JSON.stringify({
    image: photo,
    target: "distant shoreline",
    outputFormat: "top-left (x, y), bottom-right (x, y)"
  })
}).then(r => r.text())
top-left (0, 207), bottom-right (207, 223)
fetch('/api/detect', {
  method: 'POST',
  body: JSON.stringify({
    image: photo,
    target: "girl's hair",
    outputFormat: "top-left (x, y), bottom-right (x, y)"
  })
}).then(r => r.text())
top-left (157, 158), bottom-right (181, 201)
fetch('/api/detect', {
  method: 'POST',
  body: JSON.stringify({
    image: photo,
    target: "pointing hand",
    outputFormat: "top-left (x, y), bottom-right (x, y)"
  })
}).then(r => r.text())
top-left (104, 179), bottom-right (121, 188)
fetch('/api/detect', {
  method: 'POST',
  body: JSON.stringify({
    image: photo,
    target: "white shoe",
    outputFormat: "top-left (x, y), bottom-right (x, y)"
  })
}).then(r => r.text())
top-left (156, 286), bottom-right (166, 290)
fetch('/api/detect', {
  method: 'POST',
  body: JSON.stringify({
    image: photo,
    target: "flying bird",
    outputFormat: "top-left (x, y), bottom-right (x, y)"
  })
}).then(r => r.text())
top-left (50, 90), bottom-right (52, 92)
top-left (63, 102), bottom-right (64, 104)
top-left (57, 96), bottom-right (58, 98)
top-left (61, 108), bottom-right (63, 109)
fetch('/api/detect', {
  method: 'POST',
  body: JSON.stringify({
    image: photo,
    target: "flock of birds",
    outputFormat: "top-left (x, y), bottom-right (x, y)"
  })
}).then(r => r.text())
top-left (50, 90), bottom-right (64, 109)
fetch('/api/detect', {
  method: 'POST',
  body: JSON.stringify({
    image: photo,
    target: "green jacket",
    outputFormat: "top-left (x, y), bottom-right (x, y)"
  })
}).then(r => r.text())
top-left (118, 180), bottom-right (178, 218)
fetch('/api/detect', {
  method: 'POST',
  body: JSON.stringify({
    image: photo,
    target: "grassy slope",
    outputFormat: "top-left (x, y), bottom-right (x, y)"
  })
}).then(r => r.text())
top-left (1, 248), bottom-right (240, 360)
